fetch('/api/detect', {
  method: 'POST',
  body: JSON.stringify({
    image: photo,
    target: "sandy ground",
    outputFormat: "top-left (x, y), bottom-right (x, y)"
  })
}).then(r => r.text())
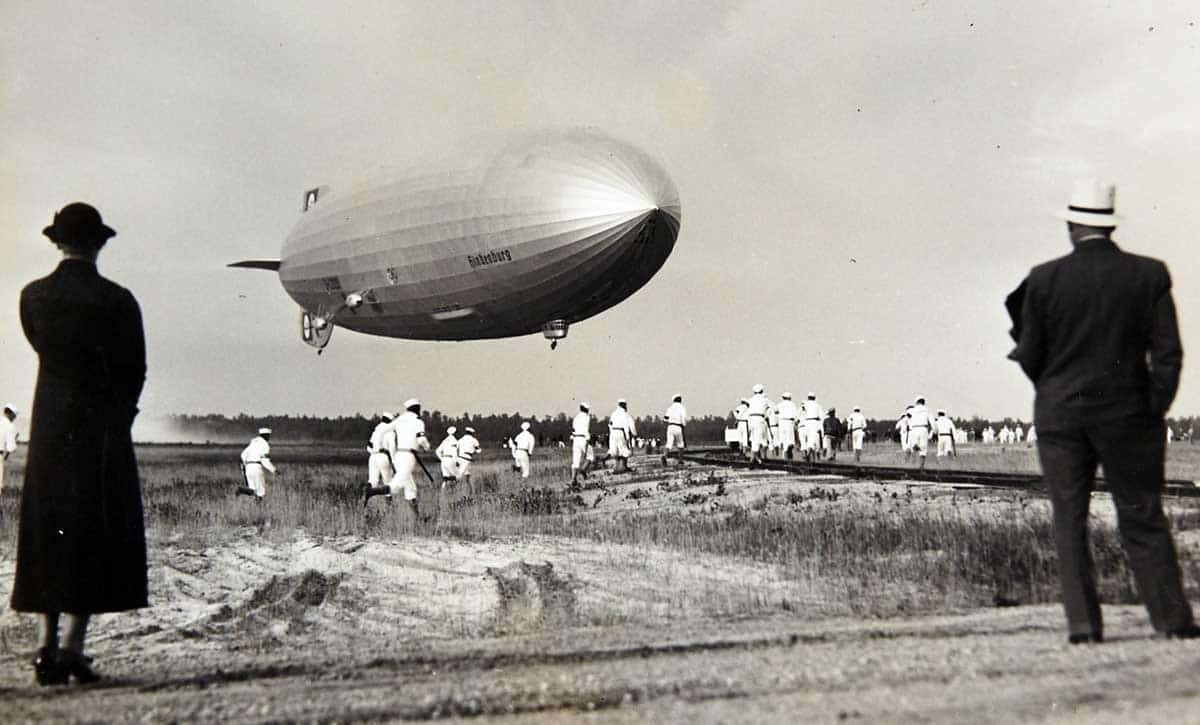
top-left (2, 462), bottom-right (1199, 722)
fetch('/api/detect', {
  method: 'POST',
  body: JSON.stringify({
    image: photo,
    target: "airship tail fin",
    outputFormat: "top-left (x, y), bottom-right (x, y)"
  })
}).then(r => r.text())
top-left (228, 259), bottom-right (281, 271)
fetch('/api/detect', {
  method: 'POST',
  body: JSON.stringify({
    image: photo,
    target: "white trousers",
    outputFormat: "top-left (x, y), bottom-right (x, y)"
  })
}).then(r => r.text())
top-left (937, 435), bottom-right (954, 457)
top-left (749, 417), bottom-right (769, 452)
top-left (456, 458), bottom-right (473, 478)
top-left (609, 429), bottom-right (631, 458)
top-left (572, 436), bottom-right (588, 469)
top-left (368, 452), bottom-right (393, 485)
top-left (851, 429), bottom-right (865, 451)
top-left (802, 421), bottom-right (822, 451)
top-left (388, 451), bottom-right (419, 500)
top-left (909, 428), bottom-right (929, 455)
top-left (244, 463), bottom-right (267, 498)
top-left (514, 450), bottom-right (531, 478)
top-left (737, 421), bottom-right (749, 448)
top-left (900, 429), bottom-right (911, 451)
top-left (665, 424), bottom-right (685, 450)
top-left (0, 457), bottom-right (7, 491)
top-left (776, 421), bottom-right (796, 450)
top-left (440, 456), bottom-right (458, 479)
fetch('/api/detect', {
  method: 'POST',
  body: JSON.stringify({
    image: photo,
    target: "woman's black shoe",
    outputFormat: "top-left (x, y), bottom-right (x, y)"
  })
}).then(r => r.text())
top-left (33, 647), bottom-right (67, 686)
top-left (58, 649), bottom-right (100, 684)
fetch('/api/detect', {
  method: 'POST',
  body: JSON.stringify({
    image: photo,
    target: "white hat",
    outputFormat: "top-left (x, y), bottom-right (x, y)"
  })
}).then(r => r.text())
top-left (752, 384), bottom-right (764, 394)
top-left (446, 426), bottom-right (457, 435)
top-left (914, 396), bottom-right (925, 404)
top-left (807, 392), bottom-right (816, 399)
top-left (937, 409), bottom-right (946, 415)
top-left (781, 392), bottom-right (792, 399)
top-left (617, 398), bottom-right (627, 406)
top-left (739, 398), bottom-right (749, 404)
top-left (1060, 179), bottom-right (1120, 227)
top-left (2, 403), bottom-right (16, 415)
top-left (379, 411), bottom-right (393, 421)
top-left (404, 398), bottom-right (420, 410)
top-left (465, 426), bottom-right (475, 434)
top-left (853, 406), bottom-right (860, 412)
top-left (258, 427), bottom-right (272, 435)
top-left (580, 402), bottom-right (590, 411)
top-left (673, 394), bottom-right (683, 402)
top-left (521, 421), bottom-right (531, 430)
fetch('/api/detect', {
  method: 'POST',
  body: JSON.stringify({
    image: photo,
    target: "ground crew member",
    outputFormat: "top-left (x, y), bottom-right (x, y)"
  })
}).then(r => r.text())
top-left (513, 422), bottom-right (536, 479)
top-left (775, 392), bottom-right (798, 459)
top-left (662, 394), bottom-right (687, 465)
top-left (435, 425), bottom-right (459, 487)
top-left (908, 397), bottom-right (933, 468)
top-left (822, 408), bottom-right (844, 460)
top-left (608, 399), bottom-right (636, 473)
top-left (1008, 179), bottom-right (1197, 641)
top-left (734, 398), bottom-right (750, 454)
top-left (570, 403), bottom-right (591, 486)
top-left (747, 384), bottom-right (771, 466)
top-left (1, 404), bottom-right (18, 494)
top-left (896, 405), bottom-right (913, 454)
top-left (365, 399), bottom-right (430, 513)
top-left (366, 412), bottom-right (395, 490)
top-left (800, 393), bottom-right (824, 462)
top-left (933, 410), bottom-right (957, 457)
top-left (239, 427), bottom-right (277, 500)
top-left (456, 426), bottom-right (481, 493)
top-left (847, 406), bottom-right (867, 462)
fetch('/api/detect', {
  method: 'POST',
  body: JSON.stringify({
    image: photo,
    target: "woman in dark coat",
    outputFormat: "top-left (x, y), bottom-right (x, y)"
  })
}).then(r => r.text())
top-left (11, 202), bottom-right (147, 685)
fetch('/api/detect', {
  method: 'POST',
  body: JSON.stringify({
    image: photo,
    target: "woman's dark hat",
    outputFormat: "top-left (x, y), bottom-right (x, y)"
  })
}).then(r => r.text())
top-left (42, 203), bottom-right (116, 245)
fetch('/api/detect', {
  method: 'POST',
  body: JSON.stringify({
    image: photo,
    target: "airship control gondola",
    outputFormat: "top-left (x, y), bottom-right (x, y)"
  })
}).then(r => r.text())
top-left (230, 128), bottom-right (682, 351)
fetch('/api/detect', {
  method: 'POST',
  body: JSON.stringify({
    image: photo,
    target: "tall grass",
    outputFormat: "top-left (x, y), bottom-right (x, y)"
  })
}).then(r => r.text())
top-left (2, 443), bottom-right (1197, 618)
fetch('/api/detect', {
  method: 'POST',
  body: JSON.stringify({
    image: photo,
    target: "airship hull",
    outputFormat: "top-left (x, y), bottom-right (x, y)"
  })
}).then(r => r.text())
top-left (277, 129), bottom-right (681, 342)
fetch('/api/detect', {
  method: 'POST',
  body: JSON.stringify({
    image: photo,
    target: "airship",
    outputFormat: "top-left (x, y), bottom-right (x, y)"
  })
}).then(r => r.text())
top-left (230, 128), bottom-right (681, 351)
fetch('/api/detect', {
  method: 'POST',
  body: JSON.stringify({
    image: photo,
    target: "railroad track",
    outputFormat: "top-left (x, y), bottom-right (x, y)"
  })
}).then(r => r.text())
top-left (673, 447), bottom-right (1200, 499)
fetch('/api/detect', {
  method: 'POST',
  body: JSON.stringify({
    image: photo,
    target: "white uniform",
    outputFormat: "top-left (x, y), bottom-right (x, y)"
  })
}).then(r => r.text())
top-left (240, 435), bottom-right (276, 498)
top-left (664, 401), bottom-right (687, 450)
top-left (1014, 425), bottom-right (1024, 443)
top-left (775, 399), bottom-right (798, 451)
top-left (456, 433), bottom-right (480, 478)
top-left (435, 433), bottom-right (459, 479)
top-left (800, 400), bottom-right (824, 453)
top-left (896, 413), bottom-right (911, 451)
top-left (982, 426), bottom-right (995, 444)
top-left (608, 407), bottom-right (636, 458)
top-left (571, 412), bottom-right (590, 470)
top-left (847, 411), bottom-right (867, 451)
top-left (514, 429), bottom-right (536, 478)
top-left (907, 405), bottom-right (932, 455)
top-left (747, 393), bottom-right (771, 454)
top-left (0, 416), bottom-right (17, 492)
top-left (1027, 426), bottom-right (1038, 444)
top-left (367, 421), bottom-right (395, 485)
top-left (933, 415), bottom-right (956, 457)
top-left (388, 411), bottom-right (430, 500)
top-left (734, 403), bottom-right (750, 450)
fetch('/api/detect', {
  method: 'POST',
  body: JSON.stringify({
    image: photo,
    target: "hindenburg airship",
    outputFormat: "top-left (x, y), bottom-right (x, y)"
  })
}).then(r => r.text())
top-left (231, 128), bottom-right (681, 351)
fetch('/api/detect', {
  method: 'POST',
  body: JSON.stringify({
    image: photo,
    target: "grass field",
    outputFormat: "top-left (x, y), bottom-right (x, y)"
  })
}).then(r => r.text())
top-left (3, 439), bottom-right (1199, 620)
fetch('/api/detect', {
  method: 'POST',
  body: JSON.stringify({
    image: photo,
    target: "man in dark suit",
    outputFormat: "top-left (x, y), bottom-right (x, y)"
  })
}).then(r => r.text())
top-left (1008, 180), bottom-right (1197, 643)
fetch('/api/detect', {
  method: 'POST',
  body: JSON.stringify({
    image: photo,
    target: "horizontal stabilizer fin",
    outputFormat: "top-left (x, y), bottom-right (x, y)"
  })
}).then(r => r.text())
top-left (228, 260), bottom-right (281, 271)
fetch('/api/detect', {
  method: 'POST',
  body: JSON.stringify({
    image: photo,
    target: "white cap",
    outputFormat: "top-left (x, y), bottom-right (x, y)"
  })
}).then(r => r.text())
top-left (446, 426), bottom-right (457, 435)
top-left (258, 427), bottom-right (272, 435)
top-left (807, 392), bottom-right (816, 399)
top-left (617, 398), bottom-right (627, 406)
top-left (781, 392), bottom-right (791, 399)
top-left (580, 402), bottom-right (590, 411)
top-left (465, 426), bottom-right (476, 434)
top-left (404, 398), bottom-right (420, 410)
top-left (1059, 179), bottom-right (1120, 227)
top-left (379, 411), bottom-right (393, 420)
top-left (739, 398), bottom-right (748, 404)
top-left (752, 384), bottom-right (764, 394)
top-left (937, 409), bottom-right (946, 415)
top-left (2, 403), bottom-right (16, 415)
top-left (853, 406), bottom-right (860, 412)
top-left (673, 394), bottom-right (682, 402)
top-left (521, 422), bottom-right (531, 430)
top-left (914, 396), bottom-right (925, 404)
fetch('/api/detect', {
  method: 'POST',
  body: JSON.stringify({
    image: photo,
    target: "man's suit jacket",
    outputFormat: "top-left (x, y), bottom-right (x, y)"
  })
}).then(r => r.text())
top-left (1008, 238), bottom-right (1181, 431)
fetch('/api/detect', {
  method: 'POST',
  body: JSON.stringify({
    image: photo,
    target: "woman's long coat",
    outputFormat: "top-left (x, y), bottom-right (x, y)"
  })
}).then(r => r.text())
top-left (11, 259), bottom-right (148, 614)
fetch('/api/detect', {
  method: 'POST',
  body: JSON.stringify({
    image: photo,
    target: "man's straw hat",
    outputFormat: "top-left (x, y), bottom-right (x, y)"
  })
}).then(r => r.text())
top-left (1059, 179), bottom-right (1120, 227)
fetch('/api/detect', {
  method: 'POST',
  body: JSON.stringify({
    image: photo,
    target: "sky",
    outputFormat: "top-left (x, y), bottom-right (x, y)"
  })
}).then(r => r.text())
top-left (3, 1), bottom-right (1199, 438)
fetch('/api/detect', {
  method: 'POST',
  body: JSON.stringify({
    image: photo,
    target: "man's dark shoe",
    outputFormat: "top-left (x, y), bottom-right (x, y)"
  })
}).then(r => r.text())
top-left (1068, 632), bottom-right (1103, 645)
top-left (1164, 624), bottom-right (1200, 639)
top-left (58, 649), bottom-right (100, 685)
top-left (33, 647), bottom-right (67, 686)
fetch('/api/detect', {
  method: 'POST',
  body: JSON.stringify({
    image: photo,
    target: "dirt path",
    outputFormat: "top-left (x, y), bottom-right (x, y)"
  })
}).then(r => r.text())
top-left (2, 526), bottom-right (1199, 723)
